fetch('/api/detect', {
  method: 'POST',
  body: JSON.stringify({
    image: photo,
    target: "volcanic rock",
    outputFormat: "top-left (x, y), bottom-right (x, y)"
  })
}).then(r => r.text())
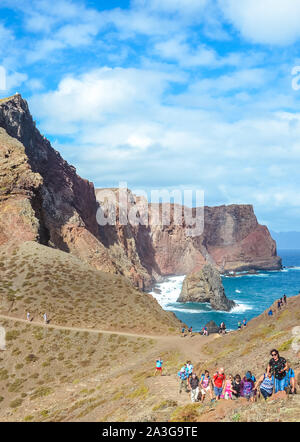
top-left (177, 264), bottom-right (235, 311)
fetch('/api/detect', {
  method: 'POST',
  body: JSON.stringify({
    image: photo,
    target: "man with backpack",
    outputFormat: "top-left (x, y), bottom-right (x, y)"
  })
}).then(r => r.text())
top-left (213, 368), bottom-right (225, 400)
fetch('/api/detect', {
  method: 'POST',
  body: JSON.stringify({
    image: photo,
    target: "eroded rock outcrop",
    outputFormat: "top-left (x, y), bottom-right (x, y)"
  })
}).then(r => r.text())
top-left (177, 264), bottom-right (235, 311)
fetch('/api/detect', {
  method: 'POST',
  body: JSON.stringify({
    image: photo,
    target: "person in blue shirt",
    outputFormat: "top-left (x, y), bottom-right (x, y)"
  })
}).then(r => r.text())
top-left (285, 361), bottom-right (296, 394)
top-left (243, 318), bottom-right (247, 327)
top-left (155, 357), bottom-right (163, 376)
top-left (268, 309), bottom-right (273, 317)
top-left (178, 367), bottom-right (189, 393)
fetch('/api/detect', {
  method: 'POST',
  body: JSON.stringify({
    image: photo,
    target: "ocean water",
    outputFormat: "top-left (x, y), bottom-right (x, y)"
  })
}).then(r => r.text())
top-left (149, 250), bottom-right (300, 332)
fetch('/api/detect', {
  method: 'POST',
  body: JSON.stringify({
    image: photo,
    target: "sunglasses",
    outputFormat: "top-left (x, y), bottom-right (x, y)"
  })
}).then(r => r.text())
top-left (271, 353), bottom-right (278, 356)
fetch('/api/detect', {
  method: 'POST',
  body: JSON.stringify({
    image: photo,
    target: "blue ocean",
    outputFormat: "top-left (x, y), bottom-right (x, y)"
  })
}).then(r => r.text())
top-left (149, 250), bottom-right (300, 331)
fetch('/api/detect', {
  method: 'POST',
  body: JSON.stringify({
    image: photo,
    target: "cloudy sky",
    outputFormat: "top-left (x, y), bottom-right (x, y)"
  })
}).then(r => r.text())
top-left (1, 0), bottom-right (300, 231)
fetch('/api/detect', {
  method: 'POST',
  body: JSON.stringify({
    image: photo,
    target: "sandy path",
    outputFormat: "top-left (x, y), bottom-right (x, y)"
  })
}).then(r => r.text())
top-left (0, 312), bottom-right (218, 359)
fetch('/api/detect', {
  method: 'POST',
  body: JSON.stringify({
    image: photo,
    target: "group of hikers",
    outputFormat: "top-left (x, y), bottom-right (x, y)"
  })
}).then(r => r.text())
top-left (268, 294), bottom-right (288, 317)
top-left (175, 349), bottom-right (296, 403)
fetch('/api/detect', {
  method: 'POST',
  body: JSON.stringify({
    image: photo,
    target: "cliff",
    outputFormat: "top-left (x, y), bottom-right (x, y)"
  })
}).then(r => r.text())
top-left (0, 95), bottom-right (281, 291)
top-left (177, 264), bottom-right (235, 311)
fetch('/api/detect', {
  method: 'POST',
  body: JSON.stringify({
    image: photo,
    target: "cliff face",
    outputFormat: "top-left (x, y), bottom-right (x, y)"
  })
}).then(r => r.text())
top-left (0, 95), bottom-right (281, 291)
top-left (177, 264), bottom-right (235, 311)
top-left (0, 95), bottom-right (117, 274)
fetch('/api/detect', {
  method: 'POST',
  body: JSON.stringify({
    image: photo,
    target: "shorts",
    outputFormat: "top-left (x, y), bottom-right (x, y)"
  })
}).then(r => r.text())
top-left (214, 386), bottom-right (223, 397)
top-left (243, 391), bottom-right (254, 400)
top-left (156, 367), bottom-right (162, 371)
top-left (201, 386), bottom-right (210, 395)
top-left (274, 378), bottom-right (286, 393)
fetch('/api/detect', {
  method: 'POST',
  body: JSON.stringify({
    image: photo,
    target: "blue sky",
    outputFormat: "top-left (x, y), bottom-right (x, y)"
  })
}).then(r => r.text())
top-left (1, 0), bottom-right (300, 231)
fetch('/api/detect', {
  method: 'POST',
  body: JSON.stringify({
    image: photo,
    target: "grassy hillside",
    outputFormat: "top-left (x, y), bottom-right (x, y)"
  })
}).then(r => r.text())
top-left (0, 242), bottom-right (181, 335)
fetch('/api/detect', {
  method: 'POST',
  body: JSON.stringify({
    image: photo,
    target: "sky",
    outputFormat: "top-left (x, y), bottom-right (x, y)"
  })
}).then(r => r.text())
top-left (0, 0), bottom-right (300, 231)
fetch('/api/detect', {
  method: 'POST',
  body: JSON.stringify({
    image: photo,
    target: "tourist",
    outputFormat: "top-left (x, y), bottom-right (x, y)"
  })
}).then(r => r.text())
top-left (181, 327), bottom-right (186, 337)
top-left (243, 318), bottom-right (247, 327)
top-left (284, 361), bottom-right (296, 395)
top-left (268, 309), bottom-right (273, 317)
top-left (283, 294), bottom-right (287, 305)
top-left (43, 313), bottom-right (48, 324)
top-left (203, 326), bottom-right (208, 336)
top-left (221, 374), bottom-right (233, 400)
top-left (232, 374), bottom-right (242, 399)
top-left (188, 326), bottom-right (193, 337)
top-left (238, 321), bottom-right (242, 329)
top-left (277, 299), bottom-right (282, 311)
top-left (155, 358), bottom-right (163, 376)
top-left (186, 361), bottom-right (194, 378)
top-left (199, 370), bottom-right (213, 403)
top-left (240, 371), bottom-right (255, 402)
top-left (213, 368), bottom-right (225, 400)
top-left (189, 373), bottom-right (200, 403)
top-left (219, 322), bottom-right (226, 335)
top-left (267, 349), bottom-right (288, 393)
top-left (26, 312), bottom-right (30, 322)
top-left (255, 370), bottom-right (274, 400)
top-left (178, 367), bottom-right (189, 394)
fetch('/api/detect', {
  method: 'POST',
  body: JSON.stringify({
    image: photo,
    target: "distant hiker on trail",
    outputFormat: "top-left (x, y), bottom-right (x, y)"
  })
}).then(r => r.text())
top-left (267, 349), bottom-right (288, 393)
top-left (277, 299), bottom-right (282, 311)
top-left (238, 321), bottom-right (242, 329)
top-left (155, 358), bottom-right (163, 376)
top-left (240, 371), bottom-right (255, 402)
top-left (43, 313), bottom-right (48, 324)
top-left (219, 322), bottom-right (226, 335)
top-left (199, 370), bottom-right (213, 403)
top-left (255, 370), bottom-right (274, 400)
top-left (243, 318), bottom-right (247, 327)
top-left (284, 361), bottom-right (296, 395)
top-left (188, 326), bottom-right (193, 337)
top-left (203, 326), bottom-right (208, 336)
top-left (181, 327), bottom-right (186, 337)
top-left (189, 373), bottom-right (200, 403)
top-left (26, 312), bottom-right (30, 321)
top-left (232, 374), bottom-right (242, 399)
top-left (221, 374), bottom-right (233, 400)
top-left (283, 294), bottom-right (287, 305)
top-left (213, 368), bottom-right (225, 400)
top-left (178, 367), bottom-right (189, 394)
top-left (268, 309), bottom-right (273, 317)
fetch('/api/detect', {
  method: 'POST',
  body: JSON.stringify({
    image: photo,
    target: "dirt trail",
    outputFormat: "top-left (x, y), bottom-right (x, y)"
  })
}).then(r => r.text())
top-left (0, 313), bottom-right (218, 358)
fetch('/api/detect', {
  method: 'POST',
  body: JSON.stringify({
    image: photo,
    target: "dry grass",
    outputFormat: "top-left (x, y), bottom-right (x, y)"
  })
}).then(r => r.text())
top-left (0, 242), bottom-right (181, 335)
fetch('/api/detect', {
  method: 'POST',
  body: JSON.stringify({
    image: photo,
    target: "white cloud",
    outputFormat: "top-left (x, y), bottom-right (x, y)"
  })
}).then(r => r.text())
top-left (30, 65), bottom-right (300, 230)
top-left (219, 0), bottom-right (300, 45)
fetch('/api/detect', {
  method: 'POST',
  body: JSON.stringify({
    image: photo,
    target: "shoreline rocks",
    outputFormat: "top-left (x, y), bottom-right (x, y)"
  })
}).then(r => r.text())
top-left (177, 264), bottom-right (235, 312)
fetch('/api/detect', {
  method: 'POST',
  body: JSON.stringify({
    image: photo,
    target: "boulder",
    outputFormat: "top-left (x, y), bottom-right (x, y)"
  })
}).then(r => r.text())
top-left (177, 264), bottom-right (235, 311)
top-left (205, 320), bottom-right (219, 334)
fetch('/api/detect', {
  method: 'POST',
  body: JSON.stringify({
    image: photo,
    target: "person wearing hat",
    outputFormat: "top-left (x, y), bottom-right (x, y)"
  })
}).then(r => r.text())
top-left (240, 371), bottom-right (255, 401)
top-left (178, 366), bottom-right (189, 394)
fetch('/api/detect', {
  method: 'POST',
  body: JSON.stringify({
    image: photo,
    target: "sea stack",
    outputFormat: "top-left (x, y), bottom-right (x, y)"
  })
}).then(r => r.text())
top-left (177, 264), bottom-right (235, 311)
